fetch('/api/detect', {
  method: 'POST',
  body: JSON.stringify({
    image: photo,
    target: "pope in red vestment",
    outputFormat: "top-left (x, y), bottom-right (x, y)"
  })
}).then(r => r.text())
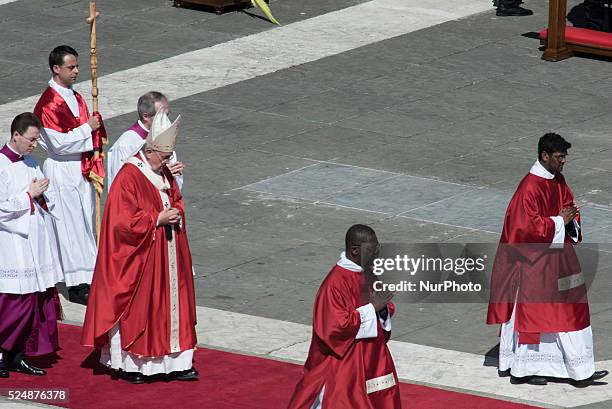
top-left (81, 161), bottom-right (197, 355)
top-left (81, 109), bottom-right (197, 383)
top-left (287, 225), bottom-right (401, 409)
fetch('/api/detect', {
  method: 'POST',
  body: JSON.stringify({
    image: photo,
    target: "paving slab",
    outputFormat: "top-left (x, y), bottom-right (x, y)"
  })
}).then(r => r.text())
top-left (255, 124), bottom-right (405, 161)
top-left (403, 188), bottom-right (509, 233)
top-left (329, 175), bottom-right (475, 215)
top-left (243, 162), bottom-right (395, 201)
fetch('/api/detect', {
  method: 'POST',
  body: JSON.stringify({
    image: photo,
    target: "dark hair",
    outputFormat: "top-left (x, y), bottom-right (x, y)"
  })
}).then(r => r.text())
top-left (345, 224), bottom-right (377, 250)
top-left (11, 112), bottom-right (42, 135)
top-left (538, 133), bottom-right (571, 161)
top-left (49, 45), bottom-right (78, 71)
top-left (137, 91), bottom-right (167, 120)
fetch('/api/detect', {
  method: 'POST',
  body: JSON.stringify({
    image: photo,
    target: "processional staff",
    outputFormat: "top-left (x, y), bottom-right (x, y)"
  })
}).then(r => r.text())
top-left (86, 1), bottom-right (107, 243)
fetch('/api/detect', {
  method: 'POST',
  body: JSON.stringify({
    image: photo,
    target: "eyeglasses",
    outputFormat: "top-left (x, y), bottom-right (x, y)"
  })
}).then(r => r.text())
top-left (153, 150), bottom-right (173, 163)
top-left (19, 134), bottom-right (39, 145)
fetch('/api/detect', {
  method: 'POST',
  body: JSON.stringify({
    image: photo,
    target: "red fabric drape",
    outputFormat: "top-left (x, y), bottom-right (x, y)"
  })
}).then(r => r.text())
top-left (34, 87), bottom-right (106, 191)
top-left (81, 163), bottom-right (196, 357)
top-left (287, 265), bottom-right (401, 409)
top-left (486, 172), bottom-right (589, 344)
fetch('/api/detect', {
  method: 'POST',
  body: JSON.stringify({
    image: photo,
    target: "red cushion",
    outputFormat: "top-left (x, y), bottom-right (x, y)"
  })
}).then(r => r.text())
top-left (540, 26), bottom-right (612, 50)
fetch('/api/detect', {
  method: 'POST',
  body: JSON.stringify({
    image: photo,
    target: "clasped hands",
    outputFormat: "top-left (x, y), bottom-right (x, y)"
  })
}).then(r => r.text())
top-left (559, 205), bottom-right (580, 225)
top-left (158, 208), bottom-right (181, 226)
top-left (370, 287), bottom-right (395, 312)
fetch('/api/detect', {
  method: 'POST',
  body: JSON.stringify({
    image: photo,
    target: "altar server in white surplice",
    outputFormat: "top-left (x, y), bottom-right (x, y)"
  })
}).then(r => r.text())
top-left (33, 45), bottom-right (103, 305)
top-left (107, 91), bottom-right (184, 190)
top-left (0, 113), bottom-right (64, 378)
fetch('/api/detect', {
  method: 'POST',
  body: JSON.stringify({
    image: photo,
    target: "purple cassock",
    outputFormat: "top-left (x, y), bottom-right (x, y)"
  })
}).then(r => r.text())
top-left (128, 121), bottom-right (149, 139)
top-left (0, 145), bottom-right (60, 356)
top-left (0, 290), bottom-right (59, 356)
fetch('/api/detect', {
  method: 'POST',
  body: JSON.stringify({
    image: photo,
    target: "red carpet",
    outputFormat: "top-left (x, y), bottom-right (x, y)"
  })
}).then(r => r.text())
top-left (0, 324), bottom-right (543, 409)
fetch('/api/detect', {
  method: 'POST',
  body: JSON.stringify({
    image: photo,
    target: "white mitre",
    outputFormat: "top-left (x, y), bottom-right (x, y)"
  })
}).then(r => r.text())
top-left (146, 109), bottom-right (181, 153)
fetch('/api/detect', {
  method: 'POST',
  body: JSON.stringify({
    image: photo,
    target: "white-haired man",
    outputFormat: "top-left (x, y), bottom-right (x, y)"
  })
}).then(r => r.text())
top-left (82, 110), bottom-right (197, 384)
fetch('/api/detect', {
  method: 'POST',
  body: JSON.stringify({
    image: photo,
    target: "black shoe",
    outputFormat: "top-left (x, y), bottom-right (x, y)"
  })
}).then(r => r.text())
top-left (123, 371), bottom-right (145, 384)
top-left (68, 284), bottom-right (90, 305)
top-left (496, 6), bottom-right (533, 16)
top-left (0, 357), bottom-right (8, 378)
top-left (173, 367), bottom-right (199, 381)
top-left (498, 369), bottom-right (511, 377)
top-left (8, 359), bottom-right (46, 376)
top-left (572, 370), bottom-right (609, 388)
top-left (493, 0), bottom-right (523, 6)
top-left (510, 375), bottom-right (547, 385)
top-left (593, 370), bottom-right (609, 381)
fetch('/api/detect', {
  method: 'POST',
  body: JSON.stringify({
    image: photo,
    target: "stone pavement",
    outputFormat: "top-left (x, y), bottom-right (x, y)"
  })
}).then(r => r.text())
top-left (1, 0), bottom-right (611, 407)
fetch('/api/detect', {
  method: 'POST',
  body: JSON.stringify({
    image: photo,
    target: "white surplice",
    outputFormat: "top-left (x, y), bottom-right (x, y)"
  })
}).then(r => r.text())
top-left (38, 78), bottom-right (97, 287)
top-left (499, 303), bottom-right (595, 380)
top-left (0, 148), bottom-right (63, 294)
top-left (99, 324), bottom-right (194, 376)
top-left (107, 121), bottom-right (182, 190)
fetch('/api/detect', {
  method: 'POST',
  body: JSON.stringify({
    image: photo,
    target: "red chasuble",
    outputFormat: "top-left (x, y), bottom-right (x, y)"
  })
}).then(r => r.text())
top-left (287, 265), bottom-right (402, 409)
top-left (81, 161), bottom-right (196, 357)
top-left (487, 170), bottom-right (589, 344)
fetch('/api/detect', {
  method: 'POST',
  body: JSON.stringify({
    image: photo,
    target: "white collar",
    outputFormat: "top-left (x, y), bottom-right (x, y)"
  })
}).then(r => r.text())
top-left (137, 120), bottom-right (149, 132)
top-left (49, 78), bottom-right (74, 97)
top-left (6, 143), bottom-right (22, 158)
top-left (128, 153), bottom-right (170, 191)
top-left (139, 151), bottom-right (154, 170)
top-left (336, 251), bottom-right (363, 272)
top-left (529, 160), bottom-right (555, 180)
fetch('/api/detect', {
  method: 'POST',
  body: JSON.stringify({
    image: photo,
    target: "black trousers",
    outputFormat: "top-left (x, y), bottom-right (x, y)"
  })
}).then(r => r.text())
top-left (497, 0), bottom-right (522, 8)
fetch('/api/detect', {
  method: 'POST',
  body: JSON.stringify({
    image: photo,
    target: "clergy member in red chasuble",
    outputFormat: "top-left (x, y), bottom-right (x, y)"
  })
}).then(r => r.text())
top-left (287, 224), bottom-right (402, 409)
top-left (487, 133), bottom-right (608, 387)
top-left (82, 109), bottom-right (198, 384)
top-left (0, 113), bottom-right (64, 378)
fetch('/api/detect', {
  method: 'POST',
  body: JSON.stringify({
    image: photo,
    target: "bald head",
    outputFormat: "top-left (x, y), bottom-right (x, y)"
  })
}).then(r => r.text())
top-left (345, 224), bottom-right (378, 266)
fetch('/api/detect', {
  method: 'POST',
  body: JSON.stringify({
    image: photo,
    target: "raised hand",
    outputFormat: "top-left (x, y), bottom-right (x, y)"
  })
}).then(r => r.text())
top-left (28, 177), bottom-right (50, 199)
top-left (370, 288), bottom-right (395, 312)
top-left (166, 161), bottom-right (185, 177)
top-left (560, 206), bottom-right (579, 225)
top-left (87, 115), bottom-right (101, 131)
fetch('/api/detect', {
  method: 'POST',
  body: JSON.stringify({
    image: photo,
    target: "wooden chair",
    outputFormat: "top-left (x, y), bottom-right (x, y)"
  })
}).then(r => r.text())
top-left (541, 0), bottom-right (612, 61)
